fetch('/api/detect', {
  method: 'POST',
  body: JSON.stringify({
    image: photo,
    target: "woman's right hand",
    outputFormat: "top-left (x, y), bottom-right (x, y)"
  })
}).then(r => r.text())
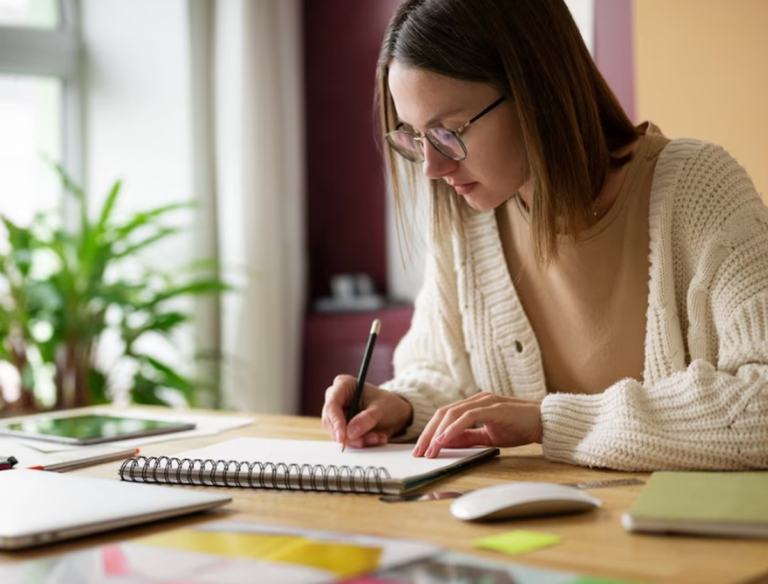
top-left (321, 374), bottom-right (413, 448)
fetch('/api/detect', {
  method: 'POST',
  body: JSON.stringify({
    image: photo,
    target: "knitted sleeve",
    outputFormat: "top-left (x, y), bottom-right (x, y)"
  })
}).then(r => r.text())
top-left (540, 144), bottom-right (768, 471)
top-left (380, 225), bottom-right (479, 441)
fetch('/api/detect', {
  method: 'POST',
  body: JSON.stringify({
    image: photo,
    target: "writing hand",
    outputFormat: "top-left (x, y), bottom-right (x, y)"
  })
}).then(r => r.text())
top-left (412, 392), bottom-right (543, 458)
top-left (321, 374), bottom-right (413, 449)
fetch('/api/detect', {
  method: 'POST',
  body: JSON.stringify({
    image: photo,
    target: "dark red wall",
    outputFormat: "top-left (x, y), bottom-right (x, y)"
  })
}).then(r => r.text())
top-left (303, 0), bottom-right (403, 301)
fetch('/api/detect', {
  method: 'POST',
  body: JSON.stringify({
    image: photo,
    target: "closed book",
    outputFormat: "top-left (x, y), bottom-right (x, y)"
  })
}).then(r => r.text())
top-left (622, 471), bottom-right (768, 538)
top-left (0, 437), bottom-right (138, 472)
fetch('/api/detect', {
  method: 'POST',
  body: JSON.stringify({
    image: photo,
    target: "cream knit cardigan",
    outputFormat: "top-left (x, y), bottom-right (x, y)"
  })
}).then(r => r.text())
top-left (382, 139), bottom-right (768, 471)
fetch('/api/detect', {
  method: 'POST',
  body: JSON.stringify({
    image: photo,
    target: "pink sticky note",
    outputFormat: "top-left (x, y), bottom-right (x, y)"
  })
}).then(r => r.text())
top-left (101, 545), bottom-right (131, 576)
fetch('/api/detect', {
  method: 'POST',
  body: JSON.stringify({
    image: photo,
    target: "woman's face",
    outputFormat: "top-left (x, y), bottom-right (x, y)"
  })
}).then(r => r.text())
top-left (388, 61), bottom-right (529, 211)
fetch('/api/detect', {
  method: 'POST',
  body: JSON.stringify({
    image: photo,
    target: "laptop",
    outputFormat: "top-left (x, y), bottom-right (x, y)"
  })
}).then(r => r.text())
top-left (0, 469), bottom-right (231, 550)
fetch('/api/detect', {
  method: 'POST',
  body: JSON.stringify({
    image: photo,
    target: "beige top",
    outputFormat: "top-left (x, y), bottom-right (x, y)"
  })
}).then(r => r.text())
top-left (497, 124), bottom-right (671, 395)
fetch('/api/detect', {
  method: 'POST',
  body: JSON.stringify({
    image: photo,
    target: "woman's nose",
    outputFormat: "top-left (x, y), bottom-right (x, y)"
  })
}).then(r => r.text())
top-left (422, 141), bottom-right (458, 180)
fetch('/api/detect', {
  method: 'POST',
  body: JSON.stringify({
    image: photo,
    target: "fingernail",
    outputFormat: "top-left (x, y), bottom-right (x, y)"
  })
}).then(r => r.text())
top-left (435, 433), bottom-right (445, 443)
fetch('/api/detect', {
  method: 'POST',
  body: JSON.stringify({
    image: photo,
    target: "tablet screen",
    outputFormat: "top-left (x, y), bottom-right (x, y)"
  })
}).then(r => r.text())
top-left (0, 414), bottom-right (196, 445)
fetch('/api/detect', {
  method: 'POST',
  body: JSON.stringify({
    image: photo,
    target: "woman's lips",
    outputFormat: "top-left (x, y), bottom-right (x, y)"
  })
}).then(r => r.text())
top-left (453, 182), bottom-right (478, 195)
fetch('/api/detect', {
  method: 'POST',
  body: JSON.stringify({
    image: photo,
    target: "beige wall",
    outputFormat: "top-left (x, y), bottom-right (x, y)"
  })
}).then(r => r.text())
top-left (633, 0), bottom-right (768, 203)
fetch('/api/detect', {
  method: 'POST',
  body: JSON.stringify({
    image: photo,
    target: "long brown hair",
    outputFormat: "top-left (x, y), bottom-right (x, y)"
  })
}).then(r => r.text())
top-left (377, 0), bottom-right (639, 264)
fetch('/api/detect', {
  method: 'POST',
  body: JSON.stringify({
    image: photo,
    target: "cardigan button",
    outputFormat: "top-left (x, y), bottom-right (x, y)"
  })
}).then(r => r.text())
top-left (514, 340), bottom-right (524, 353)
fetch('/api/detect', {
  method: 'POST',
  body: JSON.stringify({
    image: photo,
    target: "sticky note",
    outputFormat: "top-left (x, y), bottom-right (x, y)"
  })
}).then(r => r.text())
top-left (101, 545), bottom-right (130, 576)
top-left (138, 530), bottom-right (382, 578)
top-left (472, 530), bottom-right (562, 555)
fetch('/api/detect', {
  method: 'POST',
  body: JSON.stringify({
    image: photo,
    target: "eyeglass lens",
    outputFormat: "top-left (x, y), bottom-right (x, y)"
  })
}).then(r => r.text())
top-left (387, 129), bottom-right (466, 162)
top-left (427, 128), bottom-right (465, 160)
top-left (387, 131), bottom-right (422, 161)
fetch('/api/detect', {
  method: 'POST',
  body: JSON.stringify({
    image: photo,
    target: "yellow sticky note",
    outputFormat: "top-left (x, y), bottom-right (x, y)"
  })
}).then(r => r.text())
top-left (473, 530), bottom-right (562, 555)
top-left (138, 530), bottom-right (382, 578)
top-left (269, 538), bottom-right (382, 579)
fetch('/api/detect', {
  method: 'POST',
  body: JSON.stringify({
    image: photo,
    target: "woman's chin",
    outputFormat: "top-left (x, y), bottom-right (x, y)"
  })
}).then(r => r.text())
top-left (460, 193), bottom-right (504, 212)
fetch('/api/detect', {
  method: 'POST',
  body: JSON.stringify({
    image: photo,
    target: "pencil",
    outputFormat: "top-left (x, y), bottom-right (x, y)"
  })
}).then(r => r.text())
top-left (341, 318), bottom-right (381, 452)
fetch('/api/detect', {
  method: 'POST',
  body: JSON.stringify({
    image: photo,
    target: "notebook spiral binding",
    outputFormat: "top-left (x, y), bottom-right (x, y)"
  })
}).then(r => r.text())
top-left (118, 456), bottom-right (392, 493)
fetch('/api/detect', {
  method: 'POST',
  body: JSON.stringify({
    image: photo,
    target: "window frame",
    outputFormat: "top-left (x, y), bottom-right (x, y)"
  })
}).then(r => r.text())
top-left (0, 0), bottom-right (83, 218)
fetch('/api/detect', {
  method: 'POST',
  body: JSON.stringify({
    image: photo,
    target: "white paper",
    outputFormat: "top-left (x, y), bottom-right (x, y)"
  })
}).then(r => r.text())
top-left (0, 438), bottom-right (136, 470)
top-left (5, 408), bottom-right (254, 453)
top-left (170, 437), bottom-right (491, 481)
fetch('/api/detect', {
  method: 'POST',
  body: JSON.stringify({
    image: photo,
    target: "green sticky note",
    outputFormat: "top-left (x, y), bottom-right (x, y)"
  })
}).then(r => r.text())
top-left (472, 530), bottom-right (562, 555)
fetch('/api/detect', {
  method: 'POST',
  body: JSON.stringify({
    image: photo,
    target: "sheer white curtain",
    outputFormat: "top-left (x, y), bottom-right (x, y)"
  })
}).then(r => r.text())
top-left (190, 0), bottom-right (306, 414)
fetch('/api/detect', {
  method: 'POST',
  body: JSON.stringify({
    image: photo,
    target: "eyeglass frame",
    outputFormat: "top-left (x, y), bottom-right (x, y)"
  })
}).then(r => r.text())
top-left (385, 95), bottom-right (506, 163)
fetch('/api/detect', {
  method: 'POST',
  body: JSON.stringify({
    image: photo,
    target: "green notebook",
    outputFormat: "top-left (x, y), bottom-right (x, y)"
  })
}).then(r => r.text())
top-left (622, 471), bottom-right (768, 538)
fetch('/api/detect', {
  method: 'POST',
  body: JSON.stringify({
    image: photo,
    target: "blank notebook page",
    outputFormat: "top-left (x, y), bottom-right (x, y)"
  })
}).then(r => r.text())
top-left (169, 437), bottom-right (492, 479)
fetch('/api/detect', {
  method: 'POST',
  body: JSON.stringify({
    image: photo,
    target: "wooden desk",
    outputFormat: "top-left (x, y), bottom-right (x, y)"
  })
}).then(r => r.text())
top-left (1, 409), bottom-right (767, 584)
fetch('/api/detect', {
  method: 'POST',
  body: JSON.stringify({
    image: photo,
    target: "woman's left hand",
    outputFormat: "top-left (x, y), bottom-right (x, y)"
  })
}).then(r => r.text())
top-left (412, 392), bottom-right (543, 458)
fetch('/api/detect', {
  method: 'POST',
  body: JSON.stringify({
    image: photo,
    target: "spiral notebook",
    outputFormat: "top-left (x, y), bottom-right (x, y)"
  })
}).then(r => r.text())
top-left (118, 437), bottom-right (499, 495)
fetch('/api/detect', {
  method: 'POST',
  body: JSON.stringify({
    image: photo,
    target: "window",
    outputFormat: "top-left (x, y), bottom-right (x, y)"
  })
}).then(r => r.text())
top-left (0, 0), bottom-right (80, 224)
top-left (0, 0), bottom-right (58, 29)
top-left (0, 75), bottom-right (61, 224)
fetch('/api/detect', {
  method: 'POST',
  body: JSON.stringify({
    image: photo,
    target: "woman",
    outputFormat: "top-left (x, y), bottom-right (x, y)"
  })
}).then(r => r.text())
top-left (321, 0), bottom-right (768, 470)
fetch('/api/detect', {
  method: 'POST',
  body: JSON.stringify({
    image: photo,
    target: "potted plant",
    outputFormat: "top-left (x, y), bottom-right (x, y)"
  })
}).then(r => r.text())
top-left (0, 165), bottom-right (230, 414)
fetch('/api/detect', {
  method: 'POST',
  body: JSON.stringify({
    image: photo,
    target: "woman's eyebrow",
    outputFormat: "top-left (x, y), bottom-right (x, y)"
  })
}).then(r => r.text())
top-left (399, 106), bottom-right (468, 130)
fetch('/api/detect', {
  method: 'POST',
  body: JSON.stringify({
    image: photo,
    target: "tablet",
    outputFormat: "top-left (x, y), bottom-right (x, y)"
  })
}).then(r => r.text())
top-left (0, 414), bottom-right (196, 445)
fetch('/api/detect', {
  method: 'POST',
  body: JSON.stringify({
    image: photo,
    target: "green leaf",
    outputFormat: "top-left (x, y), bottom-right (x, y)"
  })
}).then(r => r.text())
top-left (20, 361), bottom-right (35, 394)
top-left (53, 163), bottom-right (90, 244)
top-left (121, 311), bottom-right (190, 346)
top-left (141, 355), bottom-right (195, 397)
top-left (130, 375), bottom-right (171, 406)
top-left (94, 282), bottom-right (147, 308)
top-left (112, 227), bottom-right (182, 260)
top-left (25, 280), bottom-right (63, 314)
top-left (52, 163), bottom-right (86, 202)
top-left (36, 336), bottom-right (59, 364)
top-left (1, 217), bottom-right (36, 277)
top-left (96, 180), bottom-right (122, 233)
top-left (137, 280), bottom-right (232, 310)
top-left (112, 202), bottom-right (192, 242)
top-left (88, 368), bottom-right (110, 404)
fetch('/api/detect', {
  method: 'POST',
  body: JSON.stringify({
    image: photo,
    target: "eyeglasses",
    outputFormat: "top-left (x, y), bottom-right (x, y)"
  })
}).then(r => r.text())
top-left (385, 96), bottom-right (505, 163)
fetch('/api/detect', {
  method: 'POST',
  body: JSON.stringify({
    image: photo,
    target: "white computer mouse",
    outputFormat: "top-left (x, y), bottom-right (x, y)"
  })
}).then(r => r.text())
top-left (450, 481), bottom-right (601, 522)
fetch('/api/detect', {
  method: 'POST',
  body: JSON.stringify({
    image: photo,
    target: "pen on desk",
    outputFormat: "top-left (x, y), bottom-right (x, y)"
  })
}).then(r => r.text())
top-left (0, 456), bottom-right (18, 471)
top-left (342, 318), bottom-right (381, 453)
